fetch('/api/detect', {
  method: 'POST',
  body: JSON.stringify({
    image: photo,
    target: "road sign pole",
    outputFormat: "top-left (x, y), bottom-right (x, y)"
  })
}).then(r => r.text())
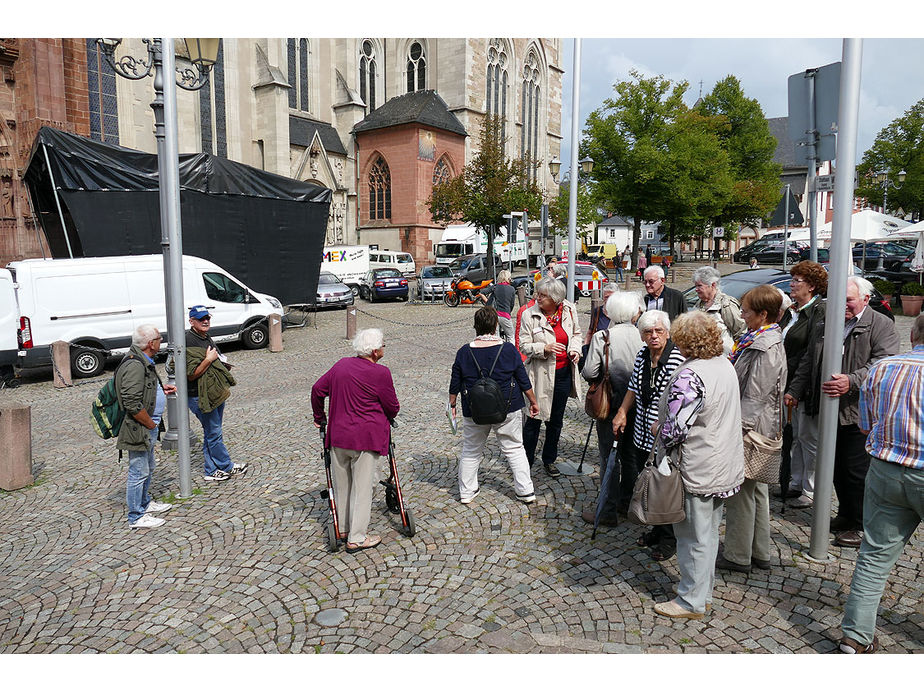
top-left (783, 184), bottom-right (791, 271)
top-left (806, 69), bottom-right (819, 263)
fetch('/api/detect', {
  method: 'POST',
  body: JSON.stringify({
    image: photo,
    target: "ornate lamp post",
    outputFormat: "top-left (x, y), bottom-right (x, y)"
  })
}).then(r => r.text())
top-left (97, 38), bottom-right (220, 498)
top-left (872, 169), bottom-right (905, 214)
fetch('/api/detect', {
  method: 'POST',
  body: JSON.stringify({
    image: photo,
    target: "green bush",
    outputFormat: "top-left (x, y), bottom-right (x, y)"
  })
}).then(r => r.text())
top-left (901, 281), bottom-right (924, 296)
top-left (872, 279), bottom-right (895, 295)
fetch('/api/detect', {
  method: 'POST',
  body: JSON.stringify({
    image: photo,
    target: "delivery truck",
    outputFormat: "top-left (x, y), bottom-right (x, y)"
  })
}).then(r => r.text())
top-left (434, 224), bottom-right (528, 266)
top-left (320, 245), bottom-right (371, 296)
top-left (1, 254), bottom-right (283, 379)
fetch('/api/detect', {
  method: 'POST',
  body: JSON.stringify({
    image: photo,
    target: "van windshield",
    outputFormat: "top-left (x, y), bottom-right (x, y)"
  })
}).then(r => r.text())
top-left (203, 272), bottom-right (248, 303)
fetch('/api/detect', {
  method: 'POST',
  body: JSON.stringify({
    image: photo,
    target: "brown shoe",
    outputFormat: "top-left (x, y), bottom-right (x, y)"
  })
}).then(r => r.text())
top-left (838, 636), bottom-right (879, 653)
top-left (581, 509), bottom-right (617, 526)
top-left (834, 530), bottom-right (863, 548)
top-left (346, 535), bottom-right (381, 553)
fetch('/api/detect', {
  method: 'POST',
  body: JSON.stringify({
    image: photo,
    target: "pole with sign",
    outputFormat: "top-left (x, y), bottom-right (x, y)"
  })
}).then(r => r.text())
top-left (712, 226), bottom-right (724, 269)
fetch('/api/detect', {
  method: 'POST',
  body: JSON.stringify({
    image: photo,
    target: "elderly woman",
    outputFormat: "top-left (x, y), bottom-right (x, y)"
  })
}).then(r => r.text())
top-left (477, 269), bottom-right (517, 342)
top-left (716, 285), bottom-right (786, 574)
top-left (653, 312), bottom-right (744, 620)
top-left (691, 265), bottom-right (746, 355)
top-left (580, 291), bottom-right (644, 524)
top-left (780, 261), bottom-right (827, 508)
top-left (449, 306), bottom-right (540, 504)
top-left (311, 327), bottom-right (400, 553)
top-left (612, 310), bottom-right (686, 559)
top-left (519, 277), bottom-right (583, 478)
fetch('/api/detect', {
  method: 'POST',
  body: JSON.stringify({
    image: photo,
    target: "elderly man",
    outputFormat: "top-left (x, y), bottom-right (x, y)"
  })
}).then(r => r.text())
top-left (642, 266), bottom-right (687, 321)
top-left (785, 276), bottom-right (900, 547)
top-left (117, 324), bottom-right (176, 529)
top-left (838, 314), bottom-right (924, 654)
top-left (186, 305), bottom-right (247, 482)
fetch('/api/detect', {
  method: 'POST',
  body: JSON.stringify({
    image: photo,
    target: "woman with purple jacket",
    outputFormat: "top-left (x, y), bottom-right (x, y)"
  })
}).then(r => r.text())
top-left (311, 328), bottom-right (400, 553)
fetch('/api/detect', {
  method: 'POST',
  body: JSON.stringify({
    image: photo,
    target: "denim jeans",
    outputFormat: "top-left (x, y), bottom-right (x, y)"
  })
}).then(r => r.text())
top-left (841, 457), bottom-right (924, 646)
top-left (188, 396), bottom-right (233, 475)
top-left (523, 365), bottom-right (572, 466)
top-left (126, 426), bottom-right (159, 524)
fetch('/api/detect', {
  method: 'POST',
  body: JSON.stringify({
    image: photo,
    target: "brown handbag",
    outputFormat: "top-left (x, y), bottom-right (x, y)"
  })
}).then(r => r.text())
top-left (584, 329), bottom-right (611, 420)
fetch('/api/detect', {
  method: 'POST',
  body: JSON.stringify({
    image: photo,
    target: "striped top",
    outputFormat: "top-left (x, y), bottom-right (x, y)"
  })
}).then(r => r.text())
top-left (627, 343), bottom-right (686, 453)
top-left (859, 345), bottom-right (924, 470)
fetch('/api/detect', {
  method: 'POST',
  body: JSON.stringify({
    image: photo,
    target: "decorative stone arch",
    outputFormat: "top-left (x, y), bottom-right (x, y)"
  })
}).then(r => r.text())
top-left (362, 150), bottom-right (392, 222)
top-left (485, 38), bottom-right (515, 150)
top-left (357, 38), bottom-right (385, 112)
top-left (520, 40), bottom-right (549, 183)
top-left (431, 154), bottom-right (456, 186)
top-left (399, 38), bottom-right (430, 93)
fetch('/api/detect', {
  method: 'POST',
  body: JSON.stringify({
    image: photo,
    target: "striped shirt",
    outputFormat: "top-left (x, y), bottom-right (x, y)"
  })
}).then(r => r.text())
top-left (859, 344), bottom-right (924, 470)
top-left (628, 343), bottom-right (686, 453)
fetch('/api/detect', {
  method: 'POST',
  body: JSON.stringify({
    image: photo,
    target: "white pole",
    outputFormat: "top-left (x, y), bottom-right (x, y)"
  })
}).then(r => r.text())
top-left (566, 38), bottom-right (581, 303)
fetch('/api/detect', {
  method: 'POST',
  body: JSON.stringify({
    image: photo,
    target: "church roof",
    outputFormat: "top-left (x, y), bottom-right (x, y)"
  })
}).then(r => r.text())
top-left (290, 115), bottom-right (347, 156)
top-left (352, 90), bottom-right (467, 137)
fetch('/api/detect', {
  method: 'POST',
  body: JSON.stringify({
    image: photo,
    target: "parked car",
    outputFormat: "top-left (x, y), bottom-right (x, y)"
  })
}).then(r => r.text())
top-left (733, 239), bottom-right (773, 263)
top-left (314, 271), bottom-right (354, 309)
top-left (359, 268), bottom-right (409, 302)
top-left (749, 242), bottom-right (804, 265)
top-left (851, 240), bottom-right (915, 271)
top-left (555, 261), bottom-right (608, 297)
top-left (509, 266), bottom-right (580, 303)
top-left (682, 267), bottom-right (894, 321)
top-left (416, 264), bottom-right (454, 300)
top-left (447, 253), bottom-right (501, 284)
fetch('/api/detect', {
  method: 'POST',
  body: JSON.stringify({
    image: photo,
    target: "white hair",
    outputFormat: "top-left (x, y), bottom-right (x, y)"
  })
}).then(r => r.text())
top-left (691, 266), bottom-right (721, 287)
top-left (132, 324), bottom-right (161, 348)
top-left (637, 310), bottom-right (671, 334)
top-left (535, 277), bottom-right (566, 304)
top-left (602, 282), bottom-right (619, 296)
top-left (605, 291), bottom-right (642, 325)
top-left (847, 275), bottom-right (873, 300)
top-left (352, 327), bottom-right (384, 356)
top-left (643, 265), bottom-right (665, 280)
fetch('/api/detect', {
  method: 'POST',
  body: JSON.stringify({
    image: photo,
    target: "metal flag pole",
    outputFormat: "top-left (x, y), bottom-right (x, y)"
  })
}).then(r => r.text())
top-left (806, 69), bottom-right (819, 263)
top-left (783, 184), bottom-right (791, 271)
top-left (808, 38), bottom-right (863, 562)
top-left (566, 37), bottom-right (581, 304)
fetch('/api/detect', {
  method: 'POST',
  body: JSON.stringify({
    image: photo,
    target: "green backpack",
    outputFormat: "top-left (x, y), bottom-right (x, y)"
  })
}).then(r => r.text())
top-left (90, 355), bottom-right (136, 439)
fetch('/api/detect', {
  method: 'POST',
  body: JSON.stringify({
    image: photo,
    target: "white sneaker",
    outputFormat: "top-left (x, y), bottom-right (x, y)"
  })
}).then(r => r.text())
top-left (230, 463), bottom-right (248, 477)
top-left (145, 501), bottom-right (173, 513)
top-left (204, 469), bottom-right (231, 481)
top-left (130, 514), bottom-right (165, 529)
top-left (460, 490), bottom-right (479, 504)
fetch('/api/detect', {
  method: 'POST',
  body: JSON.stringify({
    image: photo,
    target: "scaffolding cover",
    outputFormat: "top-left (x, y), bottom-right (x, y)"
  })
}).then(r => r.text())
top-left (24, 127), bottom-right (332, 305)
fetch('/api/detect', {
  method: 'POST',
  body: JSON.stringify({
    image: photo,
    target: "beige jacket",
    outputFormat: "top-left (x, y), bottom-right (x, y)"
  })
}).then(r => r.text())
top-left (518, 300), bottom-right (583, 421)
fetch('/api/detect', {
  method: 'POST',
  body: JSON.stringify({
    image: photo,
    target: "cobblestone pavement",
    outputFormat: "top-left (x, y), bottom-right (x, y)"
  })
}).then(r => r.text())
top-left (1, 268), bottom-right (921, 654)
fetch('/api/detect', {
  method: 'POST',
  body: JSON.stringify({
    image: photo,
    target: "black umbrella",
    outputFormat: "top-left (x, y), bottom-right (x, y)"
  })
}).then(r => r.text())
top-left (592, 440), bottom-right (620, 539)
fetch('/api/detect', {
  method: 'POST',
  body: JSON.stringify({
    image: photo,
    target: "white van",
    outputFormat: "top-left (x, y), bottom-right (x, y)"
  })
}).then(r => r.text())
top-left (3, 254), bottom-right (283, 378)
top-left (369, 249), bottom-right (416, 278)
top-left (320, 245), bottom-right (370, 296)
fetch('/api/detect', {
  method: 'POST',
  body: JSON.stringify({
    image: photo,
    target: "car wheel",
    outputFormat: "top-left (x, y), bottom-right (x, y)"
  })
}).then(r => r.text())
top-left (70, 345), bottom-right (106, 378)
top-left (348, 284), bottom-right (359, 297)
top-left (242, 322), bottom-right (269, 349)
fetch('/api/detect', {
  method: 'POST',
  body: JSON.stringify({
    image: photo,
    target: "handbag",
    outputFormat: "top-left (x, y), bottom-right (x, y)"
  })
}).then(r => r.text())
top-left (584, 329), bottom-right (611, 420)
top-left (628, 447), bottom-right (686, 526)
top-left (741, 379), bottom-right (784, 484)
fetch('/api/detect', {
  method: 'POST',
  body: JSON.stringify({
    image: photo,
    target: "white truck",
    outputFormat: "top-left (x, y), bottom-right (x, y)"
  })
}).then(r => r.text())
top-left (320, 245), bottom-right (370, 296)
top-left (434, 224), bottom-right (528, 266)
top-left (1, 254), bottom-right (283, 379)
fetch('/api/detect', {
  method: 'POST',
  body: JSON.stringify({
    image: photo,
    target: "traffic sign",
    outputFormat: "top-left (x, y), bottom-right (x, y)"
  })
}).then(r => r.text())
top-left (712, 227), bottom-right (725, 238)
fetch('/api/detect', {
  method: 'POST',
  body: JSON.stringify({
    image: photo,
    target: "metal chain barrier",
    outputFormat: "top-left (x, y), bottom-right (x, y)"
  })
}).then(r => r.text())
top-left (350, 305), bottom-right (476, 329)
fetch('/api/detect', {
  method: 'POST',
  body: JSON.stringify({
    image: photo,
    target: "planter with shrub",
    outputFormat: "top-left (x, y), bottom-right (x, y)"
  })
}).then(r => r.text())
top-left (900, 281), bottom-right (924, 316)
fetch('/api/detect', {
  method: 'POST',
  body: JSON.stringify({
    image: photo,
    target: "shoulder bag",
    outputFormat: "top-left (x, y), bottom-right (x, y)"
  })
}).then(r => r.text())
top-left (628, 447), bottom-right (686, 526)
top-left (584, 329), bottom-right (611, 420)
top-left (742, 378), bottom-right (784, 484)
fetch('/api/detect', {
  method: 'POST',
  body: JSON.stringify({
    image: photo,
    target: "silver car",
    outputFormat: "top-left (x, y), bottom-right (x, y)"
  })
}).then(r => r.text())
top-left (416, 265), bottom-right (454, 300)
top-left (315, 271), bottom-right (354, 308)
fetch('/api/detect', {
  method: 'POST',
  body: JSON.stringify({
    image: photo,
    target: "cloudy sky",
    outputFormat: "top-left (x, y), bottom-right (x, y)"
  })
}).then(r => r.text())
top-left (557, 36), bottom-right (924, 176)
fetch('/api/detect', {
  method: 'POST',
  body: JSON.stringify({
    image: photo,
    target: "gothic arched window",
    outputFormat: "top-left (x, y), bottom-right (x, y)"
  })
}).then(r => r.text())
top-left (521, 49), bottom-right (542, 183)
top-left (368, 156), bottom-right (391, 220)
top-left (287, 38), bottom-right (310, 112)
top-left (432, 157), bottom-right (452, 187)
top-left (485, 39), bottom-right (508, 144)
top-left (359, 39), bottom-right (379, 113)
top-left (406, 41), bottom-right (426, 93)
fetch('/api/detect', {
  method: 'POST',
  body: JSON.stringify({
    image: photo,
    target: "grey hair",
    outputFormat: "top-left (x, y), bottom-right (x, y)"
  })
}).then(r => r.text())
top-left (535, 277), bottom-right (566, 304)
top-left (691, 265), bottom-right (721, 287)
top-left (602, 281), bottom-right (619, 296)
top-left (847, 275), bottom-right (873, 300)
top-left (497, 269), bottom-right (512, 283)
top-left (637, 309), bottom-right (671, 334)
top-left (777, 287), bottom-right (792, 313)
top-left (132, 324), bottom-right (162, 348)
top-left (643, 265), bottom-right (665, 280)
top-left (352, 327), bottom-right (384, 356)
top-left (605, 291), bottom-right (642, 325)
top-left (912, 313), bottom-right (924, 345)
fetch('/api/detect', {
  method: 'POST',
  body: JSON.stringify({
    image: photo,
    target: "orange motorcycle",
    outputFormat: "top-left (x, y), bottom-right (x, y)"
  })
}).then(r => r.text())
top-left (443, 276), bottom-right (492, 307)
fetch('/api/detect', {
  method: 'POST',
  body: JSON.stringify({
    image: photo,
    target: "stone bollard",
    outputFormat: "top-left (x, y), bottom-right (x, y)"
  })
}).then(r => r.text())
top-left (0, 403), bottom-right (33, 490)
top-left (346, 306), bottom-right (357, 340)
top-left (268, 313), bottom-right (283, 353)
top-left (516, 285), bottom-right (527, 308)
top-left (52, 340), bottom-right (72, 388)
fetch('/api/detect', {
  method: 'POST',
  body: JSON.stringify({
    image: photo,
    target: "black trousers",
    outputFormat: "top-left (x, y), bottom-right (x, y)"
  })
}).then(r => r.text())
top-left (626, 442), bottom-right (675, 544)
top-left (593, 409), bottom-right (637, 521)
top-left (523, 365), bottom-right (572, 467)
top-left (833, 423), bottom-right (871, 529)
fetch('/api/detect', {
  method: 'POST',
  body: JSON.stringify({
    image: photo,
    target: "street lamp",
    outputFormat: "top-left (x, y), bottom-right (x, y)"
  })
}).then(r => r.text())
top-left (97, 38), bottom-right (221, 499)
top-left (579, 156), bottom-right (594, 175)
top-left (548, 156), bottom-right (561, 181)
top-left (872, 169), bottom-right (906, 214)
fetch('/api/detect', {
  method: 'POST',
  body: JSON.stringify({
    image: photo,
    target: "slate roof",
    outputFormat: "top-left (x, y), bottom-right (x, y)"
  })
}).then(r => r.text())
top-left (290, 115), bottom-right (347, 156)
top-left (598, 214), bottom-right (631, 227)
top-left (352, 90), bottom-right (467, 136)
top-left (768, 116), bottom-right (804, 169)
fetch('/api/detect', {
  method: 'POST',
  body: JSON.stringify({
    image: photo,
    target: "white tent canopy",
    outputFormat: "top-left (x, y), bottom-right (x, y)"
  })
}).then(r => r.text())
top-left (786, 209), bottom-right (911, 244)
top-left (887, 219), bottom-right (924, 274)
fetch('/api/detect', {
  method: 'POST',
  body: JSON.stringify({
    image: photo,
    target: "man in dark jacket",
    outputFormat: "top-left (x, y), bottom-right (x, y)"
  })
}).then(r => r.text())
top-left (642, 266), bottom-right (687, 321)
top-left (117, 324), bottom-right (176, 529)
top-left (186, 305), bottom-right (246, 482)
top-left (785, 276), bottom-right (900, 547)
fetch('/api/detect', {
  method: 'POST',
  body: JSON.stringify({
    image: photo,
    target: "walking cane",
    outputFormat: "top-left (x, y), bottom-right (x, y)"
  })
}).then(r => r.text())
top-left (577, 420), bottom-right (595, 473)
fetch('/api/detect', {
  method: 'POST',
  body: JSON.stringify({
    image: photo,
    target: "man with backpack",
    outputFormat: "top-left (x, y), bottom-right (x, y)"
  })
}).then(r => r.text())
top-left (449, 306), bottom-right (539, 504)
top-left (117, 324), bottom-right (176, 529)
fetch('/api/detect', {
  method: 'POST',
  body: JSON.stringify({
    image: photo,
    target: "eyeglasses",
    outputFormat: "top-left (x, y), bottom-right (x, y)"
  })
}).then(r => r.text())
top-left (195, 316), bottom-right (211, 322)
top-left (643, 279), bottom-right (661, 285)
top-left (790, 278), bottom-right (806, 284)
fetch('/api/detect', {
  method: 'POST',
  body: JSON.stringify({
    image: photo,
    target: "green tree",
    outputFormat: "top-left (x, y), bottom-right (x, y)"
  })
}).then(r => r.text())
top-left (696, 75), bottom-right (782, 231)
top-left (429, 115), bottom-right (543, 278)
top-left (856, 97), bottom-right (924, 219)
top-left (548, 176), bottom-right (600, 247)
top-left (583, 70), bottom-right (703, 260)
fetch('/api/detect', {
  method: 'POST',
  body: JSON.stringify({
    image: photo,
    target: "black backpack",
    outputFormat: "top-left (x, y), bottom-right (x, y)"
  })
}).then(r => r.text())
top-left (464, 345), bottom-right (512, 425)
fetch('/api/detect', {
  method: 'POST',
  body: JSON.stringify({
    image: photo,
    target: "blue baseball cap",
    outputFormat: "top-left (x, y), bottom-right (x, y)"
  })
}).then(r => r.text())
top-left (189, 305), bottom-right (211, 320)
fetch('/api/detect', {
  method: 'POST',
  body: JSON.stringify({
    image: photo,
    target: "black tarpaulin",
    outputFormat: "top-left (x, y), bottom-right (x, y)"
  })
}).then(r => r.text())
top-left (24, 127), bottom-right (332, 305)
